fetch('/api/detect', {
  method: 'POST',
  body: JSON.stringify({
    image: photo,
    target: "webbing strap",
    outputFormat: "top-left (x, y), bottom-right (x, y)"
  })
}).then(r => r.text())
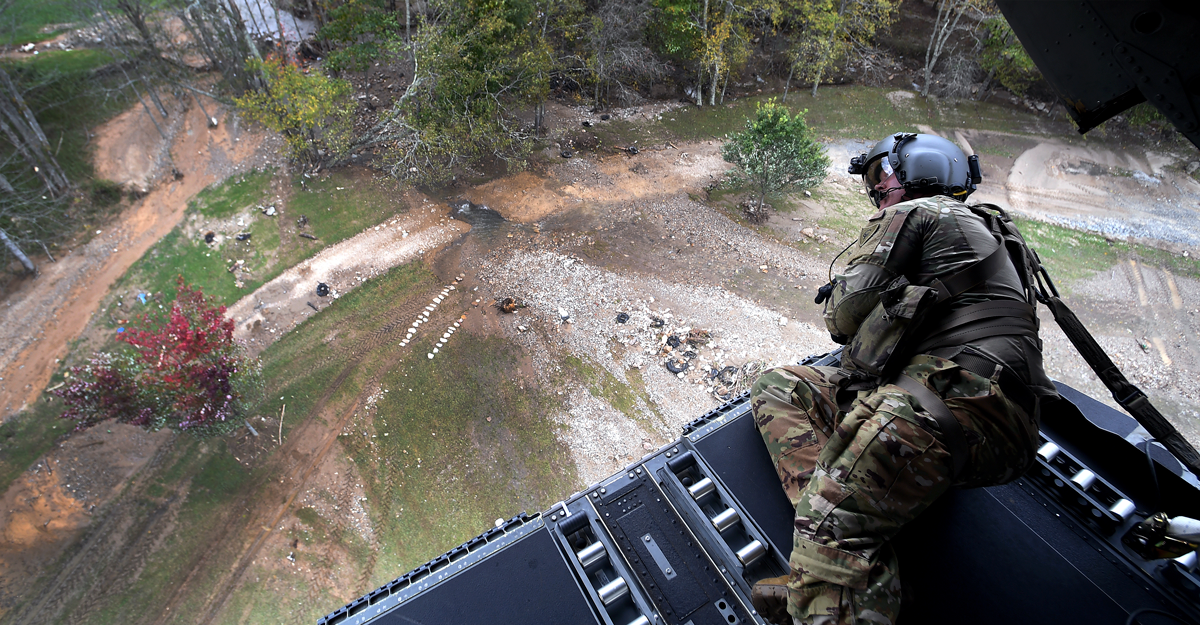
top-left (894, 374), bottom-right (968, 480)
top-left (933, 300), bottom-right (1036, 329)
top-left (929, 243), bottom-right (1010, 303)
top-left (917, 317), bottom-right (1040, 353)
top-left (1045, 296), bottom-right (1200, 475)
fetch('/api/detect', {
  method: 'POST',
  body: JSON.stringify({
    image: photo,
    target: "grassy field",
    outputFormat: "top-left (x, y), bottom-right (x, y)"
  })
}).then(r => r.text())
top-left (1, 0), bottom-right (78, 45)
top-left (112, 168), bottom-right (408, 311)
top-left (592, 85), bottom-right (1067, 149)
top-left (214, 261), bottom-right (575, 622)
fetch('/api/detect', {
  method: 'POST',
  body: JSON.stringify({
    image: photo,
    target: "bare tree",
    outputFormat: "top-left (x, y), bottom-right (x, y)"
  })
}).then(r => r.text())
top-left (582, 0), bottom-right (665, 108)
top-left (921, 0), bottom-right (987, 97)
top-left (0, 67), bottom-right (69, 198)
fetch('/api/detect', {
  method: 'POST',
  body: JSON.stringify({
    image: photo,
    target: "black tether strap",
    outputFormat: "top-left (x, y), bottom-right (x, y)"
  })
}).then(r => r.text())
top-left (894, 374), bottom-right (969, 480)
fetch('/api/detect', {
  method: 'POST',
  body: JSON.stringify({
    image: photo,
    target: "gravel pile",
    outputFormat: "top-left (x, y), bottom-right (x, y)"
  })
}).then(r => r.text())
top-left (477, 249), bottom-right (833, 483)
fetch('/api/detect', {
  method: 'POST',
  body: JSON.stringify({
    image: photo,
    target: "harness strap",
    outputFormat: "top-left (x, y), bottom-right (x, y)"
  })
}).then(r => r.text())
top-left (951, 351), bottom-right (1038, 418)
top-left (931, 299), bottom-right (1036, 329)
top-left (894, 374), bottom-right (968, 480)
top-left (929, 243), bottom-right (1010, 303)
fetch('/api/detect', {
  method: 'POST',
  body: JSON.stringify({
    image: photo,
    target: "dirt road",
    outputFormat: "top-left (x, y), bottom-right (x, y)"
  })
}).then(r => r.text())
top-left (0, 97), bottom-right (280, 419)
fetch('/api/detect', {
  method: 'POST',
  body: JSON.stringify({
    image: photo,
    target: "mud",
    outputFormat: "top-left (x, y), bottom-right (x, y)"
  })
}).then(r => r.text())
top-left (0, 97), bottom-right (282, 420)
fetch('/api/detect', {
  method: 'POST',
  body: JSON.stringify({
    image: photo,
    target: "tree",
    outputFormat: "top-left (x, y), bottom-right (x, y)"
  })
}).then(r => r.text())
top-left (581, 0), bottom-right (665, 108)
top-left (721, 99), bottom-right (829, 222)
top-left (56, 278), bottom-right (262, 437)
top-left (0, 66), bottom-right (69, 198)
top-left (378, 0), bottom-right (555, 184)
top-left (920, 0), bottom-right (987, 97)
top-left (782, 0), bottom-right (898, 98)
top-left (234, 56), bottom-right (355, 164)
top-left (978, 12), bottom-right (1040, 97)
top-left (317, 0), bottom-right (404, 74)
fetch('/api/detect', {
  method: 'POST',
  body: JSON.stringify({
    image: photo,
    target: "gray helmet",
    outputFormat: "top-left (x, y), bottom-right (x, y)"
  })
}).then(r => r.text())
top-left (848, 133), bottom-right (982, 207)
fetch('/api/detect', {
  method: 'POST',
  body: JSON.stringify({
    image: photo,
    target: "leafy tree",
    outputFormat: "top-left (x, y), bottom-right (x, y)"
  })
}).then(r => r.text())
top-left (978, 13), bottom-right (1040, 97)
top-left (318, 0), bottom-right (403, 74)
top-left (56, 278), bottom-right (263, 437)
top-left (382, 0), bottom-right (554, 184)
top-left (234, 56), bottom-right (355, 164)
top-left (722, 99), bottom-right (829, 222)
top-left (782, 0), bottom-right (898, 98)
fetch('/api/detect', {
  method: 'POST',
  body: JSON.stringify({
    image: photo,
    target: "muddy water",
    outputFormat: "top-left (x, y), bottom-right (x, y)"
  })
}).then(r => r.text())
top-left (449, 200), bottom-right (508, 238)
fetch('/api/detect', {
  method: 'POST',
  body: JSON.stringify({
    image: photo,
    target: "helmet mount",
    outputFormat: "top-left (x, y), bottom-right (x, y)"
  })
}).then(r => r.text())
top-left (848, 133), bottom-right (982, 208)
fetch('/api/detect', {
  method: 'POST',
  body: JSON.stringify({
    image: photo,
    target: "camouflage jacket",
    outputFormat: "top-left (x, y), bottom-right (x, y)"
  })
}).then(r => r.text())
top-left (824, 195), bottom-right (1057, 397)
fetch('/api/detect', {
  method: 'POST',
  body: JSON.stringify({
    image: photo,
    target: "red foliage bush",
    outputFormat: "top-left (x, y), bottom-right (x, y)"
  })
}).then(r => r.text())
top-left (56, 277), bottom-right (261, 436)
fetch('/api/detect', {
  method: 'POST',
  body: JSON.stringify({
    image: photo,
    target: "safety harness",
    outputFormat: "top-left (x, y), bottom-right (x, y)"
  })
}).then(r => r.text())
top-left (825, 203), bottom-right (1040, 479)
top-left (844, 202), bottom-right (1200, 479)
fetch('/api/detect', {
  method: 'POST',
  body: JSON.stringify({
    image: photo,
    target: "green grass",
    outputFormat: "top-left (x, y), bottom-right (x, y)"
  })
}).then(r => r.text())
top-left (287, 171), bottom-right (401, 244)
top-left (216, 260), bottom-right (576, 620)
top-left (351, 332), bottom-right (575, 584)
top-left (0, 399), bottom-right (67, 495)
top-left (1015, 218), bottom-right (1200, 288)
top-left (562, 354), bottom-right (665, 433)
top-left (191, 170), bottom-right (275, 219)
top-left (1, 0), bottom-right (79, 45)
top-left (1017, 219), bottom-right (1126, 286)
top-left (113, 168), bottom-right (407, 311)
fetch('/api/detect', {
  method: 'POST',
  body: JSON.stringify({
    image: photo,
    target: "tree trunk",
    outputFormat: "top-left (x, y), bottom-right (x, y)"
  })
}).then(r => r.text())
top-left (0, 227), bottom-right (35, 274)
top-left (0, 172), bottom-right (14, 194)
top-left (782, 62), bottom-right (795, 102)
top-left (0, 67), bottom-right (68, 195)
top-left (146, 84), bottom-right (169, 118)
top-left (405, 0), bottom-right (411, 42)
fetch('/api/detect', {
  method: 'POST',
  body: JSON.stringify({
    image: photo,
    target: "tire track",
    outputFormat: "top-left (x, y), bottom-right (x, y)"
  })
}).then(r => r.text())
top-left (166, 288), bottom-right (465, 625)
top-left (4, 437), bottom-right (179, 625)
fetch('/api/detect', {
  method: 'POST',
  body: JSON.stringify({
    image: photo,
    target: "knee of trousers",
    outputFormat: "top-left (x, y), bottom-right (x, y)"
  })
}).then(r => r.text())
top-left (751, 368), bottom-right (811, 423)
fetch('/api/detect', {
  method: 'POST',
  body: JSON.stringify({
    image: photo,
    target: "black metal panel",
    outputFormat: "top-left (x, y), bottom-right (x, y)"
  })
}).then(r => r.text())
top-left (592, 473), bottom-right (750, 625)
top-left (371, 526), bottom-right (601, 625)
top-left (894, 485), bottom-right (1141, 625)
top-left (995, 0), bottom-right (1200, 149)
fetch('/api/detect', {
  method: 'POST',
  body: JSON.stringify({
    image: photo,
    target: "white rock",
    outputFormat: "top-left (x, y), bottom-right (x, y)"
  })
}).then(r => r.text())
top-left (433, 347), bottom-right (439, 353)
top-left (427, 353), bottom-right (434, 359)
top-left (443, 332), bottom-right (451, 339)
top-left (779, 316), bottom-right (788, 326)
top-left (518, 325), bottom-right (527, 332)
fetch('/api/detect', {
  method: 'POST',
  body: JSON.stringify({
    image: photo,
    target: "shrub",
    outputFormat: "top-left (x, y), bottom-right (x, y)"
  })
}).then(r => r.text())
top-left (56, 278), bottom-right (262, 437)
top-left (721, 100), bottom-right (829, 219)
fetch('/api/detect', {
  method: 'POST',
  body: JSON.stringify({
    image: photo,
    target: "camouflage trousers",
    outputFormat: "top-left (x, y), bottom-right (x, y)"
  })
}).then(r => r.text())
top-left (750, 354), bottom-right (1038, 625)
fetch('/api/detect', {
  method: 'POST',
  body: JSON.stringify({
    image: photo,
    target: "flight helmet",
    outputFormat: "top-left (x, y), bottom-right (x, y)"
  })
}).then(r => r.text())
top-left (848, 133), bottom-right (982, 207)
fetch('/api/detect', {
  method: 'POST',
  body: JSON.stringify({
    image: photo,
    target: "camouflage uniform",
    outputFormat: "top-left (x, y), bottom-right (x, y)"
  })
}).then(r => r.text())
top-left (752, 196), bottom-right (1053, 624)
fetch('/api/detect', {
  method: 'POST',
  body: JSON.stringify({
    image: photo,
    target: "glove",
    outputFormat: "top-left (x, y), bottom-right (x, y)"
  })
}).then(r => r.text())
top-left (814, 282), bottom-right (834, 305)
